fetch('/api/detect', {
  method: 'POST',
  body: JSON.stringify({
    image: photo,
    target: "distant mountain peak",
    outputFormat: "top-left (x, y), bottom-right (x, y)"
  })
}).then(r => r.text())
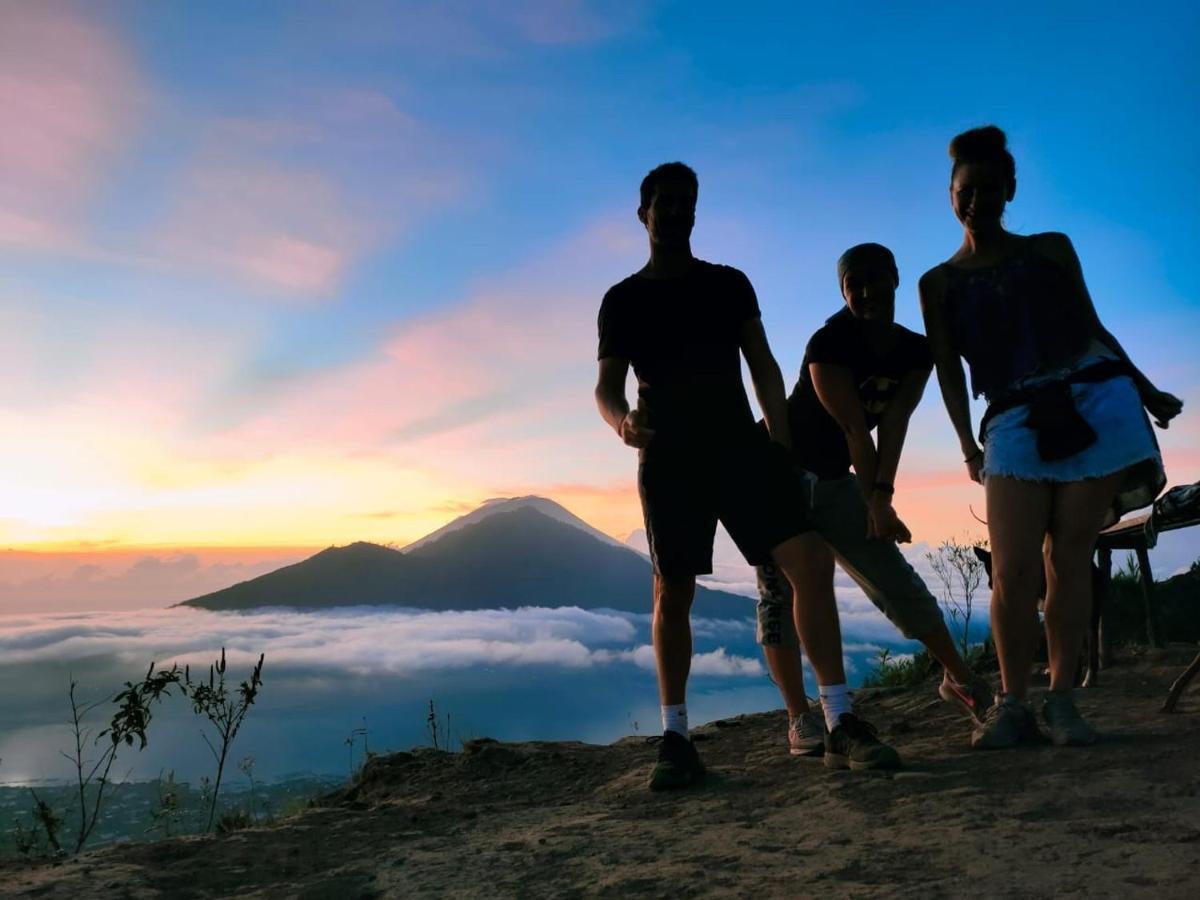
top-left (178, 496), bottom-right (741, 616)
top-left (402, 495), bottom-right (627, 553)
top-left (312, 541), bottom-right (402, 560)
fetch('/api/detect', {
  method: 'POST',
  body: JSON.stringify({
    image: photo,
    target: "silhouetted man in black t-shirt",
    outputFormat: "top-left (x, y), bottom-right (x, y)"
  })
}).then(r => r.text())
top-left (595, 162), bottom-right (881, 789)
top-left (755, 244), bottom-right (994, 765)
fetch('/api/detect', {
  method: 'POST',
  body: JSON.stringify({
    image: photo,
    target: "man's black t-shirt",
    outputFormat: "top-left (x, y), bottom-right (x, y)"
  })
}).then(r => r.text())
top-left (787, 308), bottom-right (933, 480)
top-left (598, 261), bottom-right (761, 450)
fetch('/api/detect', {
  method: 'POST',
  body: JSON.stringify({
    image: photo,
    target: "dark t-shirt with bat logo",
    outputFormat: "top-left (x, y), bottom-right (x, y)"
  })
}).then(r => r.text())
top-left (786, 308), bottom-right (932, 480)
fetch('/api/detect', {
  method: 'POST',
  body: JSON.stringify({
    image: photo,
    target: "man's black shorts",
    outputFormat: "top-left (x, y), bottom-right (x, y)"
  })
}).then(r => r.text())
top-left (637, 432), bottom-right (812, 577)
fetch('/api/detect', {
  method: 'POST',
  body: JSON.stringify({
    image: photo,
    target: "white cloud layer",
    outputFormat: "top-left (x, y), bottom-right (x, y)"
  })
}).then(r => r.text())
top-left (0, 605), bottom-right (762, 678)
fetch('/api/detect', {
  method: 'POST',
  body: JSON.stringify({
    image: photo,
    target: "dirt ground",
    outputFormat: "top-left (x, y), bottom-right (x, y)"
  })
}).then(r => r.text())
top-left (4, 647), bottom-right (1200, 899)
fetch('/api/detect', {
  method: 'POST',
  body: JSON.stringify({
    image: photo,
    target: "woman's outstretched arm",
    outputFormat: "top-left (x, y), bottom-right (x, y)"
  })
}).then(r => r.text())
top-left (1035, 231), bottom-right (1183, 428)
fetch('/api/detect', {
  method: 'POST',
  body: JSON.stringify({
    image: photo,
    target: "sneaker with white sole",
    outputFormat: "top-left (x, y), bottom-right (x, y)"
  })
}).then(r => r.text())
top-left (788, 711), bottom-right (825, 757)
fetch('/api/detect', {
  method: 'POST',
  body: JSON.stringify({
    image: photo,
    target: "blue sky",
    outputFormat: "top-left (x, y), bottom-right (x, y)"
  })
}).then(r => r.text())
top-left (0, 1), bottom-right (1197, 570)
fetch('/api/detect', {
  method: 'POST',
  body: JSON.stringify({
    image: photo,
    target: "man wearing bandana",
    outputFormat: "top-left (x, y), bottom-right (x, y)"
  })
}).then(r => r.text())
top-left (755, 243), bottom-right (994, 767)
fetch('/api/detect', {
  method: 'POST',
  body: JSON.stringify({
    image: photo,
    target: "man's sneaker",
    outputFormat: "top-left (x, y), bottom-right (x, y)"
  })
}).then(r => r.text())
top-left (1041, 691), bottom-right (1097, 747)
top-left (824, 713), bottom-right (901, 771)
top-left (971, 696), bottom-right (1042, 750)
top-left (788, 711), bottom-right (825, 757)
top-left (648, 731), bottom-right (706, 791)
top-left (938, 674), bottom-right (996, 726)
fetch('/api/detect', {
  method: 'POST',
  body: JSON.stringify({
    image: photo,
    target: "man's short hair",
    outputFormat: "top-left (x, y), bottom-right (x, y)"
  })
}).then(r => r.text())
top-left (639, 161), bottom-right (698, 210)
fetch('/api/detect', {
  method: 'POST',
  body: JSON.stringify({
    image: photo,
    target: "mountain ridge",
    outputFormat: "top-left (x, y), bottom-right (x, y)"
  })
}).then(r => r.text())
top-left (178, 502), bottom-right (749, 619)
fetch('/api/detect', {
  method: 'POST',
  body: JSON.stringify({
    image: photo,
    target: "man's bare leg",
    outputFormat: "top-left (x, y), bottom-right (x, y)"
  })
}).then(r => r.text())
top-left (770, 532), bottom-right (900, 769)
top-left (763, 646), bottom-right (813, 717)
top-left (771, 533), bottom-right (845, 686)
top-left (648, 572), bottom-right (707, 790)
top-left (652, 573), bottom-right (696, 707)
top-left (919, 622), bottom-right (974, 684)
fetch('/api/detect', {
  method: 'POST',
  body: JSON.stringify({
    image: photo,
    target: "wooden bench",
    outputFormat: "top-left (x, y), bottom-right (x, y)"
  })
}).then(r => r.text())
top-left (1095, 483), bottom-right (1200, 712)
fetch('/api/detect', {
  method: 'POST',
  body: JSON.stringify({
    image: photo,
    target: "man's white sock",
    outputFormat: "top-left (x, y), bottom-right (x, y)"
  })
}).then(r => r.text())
top-left (661, 703), bottom-right (688, 737)
top-left (818, 683), bottom-right (852, 732)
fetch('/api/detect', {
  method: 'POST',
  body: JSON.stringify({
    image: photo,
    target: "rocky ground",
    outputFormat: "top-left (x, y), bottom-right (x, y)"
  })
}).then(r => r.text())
top-left (3, 646), bottom-right (1200, 899)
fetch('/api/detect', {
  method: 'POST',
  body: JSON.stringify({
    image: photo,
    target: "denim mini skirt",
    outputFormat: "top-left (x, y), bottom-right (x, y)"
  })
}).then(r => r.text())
top-left (981, 354), bottom-right (1163, 516)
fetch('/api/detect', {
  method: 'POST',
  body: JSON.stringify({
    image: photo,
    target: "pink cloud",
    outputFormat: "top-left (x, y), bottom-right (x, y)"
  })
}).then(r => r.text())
top-left (153, 90), bottom-right (467, 298)
top-left (207, 217), bottom-right (635, 453)
top-left (0, 209), bottom-right (76, 253)
top-left (241, 235), bottom-right (346, 295)
top-left (0, 3), bottom-right (142, 251)
top-left (154, 158), bottom-right (360, 298)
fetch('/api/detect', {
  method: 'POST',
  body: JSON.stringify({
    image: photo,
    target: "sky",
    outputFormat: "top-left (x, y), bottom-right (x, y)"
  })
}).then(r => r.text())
top-left (2, 1), bottom-right (1198, 610)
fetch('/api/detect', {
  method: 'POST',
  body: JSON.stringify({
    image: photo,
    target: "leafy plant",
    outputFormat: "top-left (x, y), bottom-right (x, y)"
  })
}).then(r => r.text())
top-left (31, 790), bottom-right (62, 855)
top-left (1114, 552), bottom-right (1141, 585)
top-left (8, 789), bottom-right (64, 859)
top-left (185, 649), bottom-right (266, 832)
top-left (863, 647), bottom-right (937, 689)
top-left (65, 664), bottom-right (183, 853)
top-left (864, 636), bottom-right (998, 690)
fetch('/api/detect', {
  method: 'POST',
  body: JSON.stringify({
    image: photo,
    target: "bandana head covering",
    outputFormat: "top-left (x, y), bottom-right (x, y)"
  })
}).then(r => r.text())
top-left (836, 243), bottom-right (899, 287)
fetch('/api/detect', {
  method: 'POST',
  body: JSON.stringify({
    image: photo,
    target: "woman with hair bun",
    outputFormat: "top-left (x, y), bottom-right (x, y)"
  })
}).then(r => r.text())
top-left (919, 125), bottom-right (1183, 750)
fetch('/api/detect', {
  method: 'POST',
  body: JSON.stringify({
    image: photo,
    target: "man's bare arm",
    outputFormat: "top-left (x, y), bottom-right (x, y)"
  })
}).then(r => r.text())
top-left (810, 362), bottom-right (878, 493)
top-left (874, 368), bottom-right (931, 489)
top-left (739, 318), bottom-right (791, 450)
top-left (595, 357), bottom-right (654, 448)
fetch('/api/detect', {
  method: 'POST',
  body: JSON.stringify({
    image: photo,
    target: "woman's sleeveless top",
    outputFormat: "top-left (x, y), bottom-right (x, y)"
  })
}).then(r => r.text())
top-left (942, 243), bottom-right (1096, 400)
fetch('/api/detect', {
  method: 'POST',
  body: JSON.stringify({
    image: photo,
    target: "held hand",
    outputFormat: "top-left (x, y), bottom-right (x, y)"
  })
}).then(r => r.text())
top-left (1142, 389), bottom-right (1184, 429)
top-left (619, 409), bottom-right (655, 448)
top-left (867, 497), bottom-right (906, 542)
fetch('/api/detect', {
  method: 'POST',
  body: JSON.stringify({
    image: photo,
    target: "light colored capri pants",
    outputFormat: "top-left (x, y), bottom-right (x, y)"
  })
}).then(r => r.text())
top-left (756, 474), bottom-right (945, 647)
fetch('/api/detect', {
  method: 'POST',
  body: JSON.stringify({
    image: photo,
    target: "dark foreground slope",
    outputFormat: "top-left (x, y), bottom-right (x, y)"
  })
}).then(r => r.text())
top-left (181, 506), bottom-right (752, 618)
top-left (5, 647), bottom-right (1200, 899)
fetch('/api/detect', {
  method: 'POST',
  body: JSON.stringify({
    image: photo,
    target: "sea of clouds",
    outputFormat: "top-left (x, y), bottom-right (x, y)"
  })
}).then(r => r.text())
top-left (11, 512), bottom-right (1184, 786)
top-left (1, 604), bottom-right (902, 786)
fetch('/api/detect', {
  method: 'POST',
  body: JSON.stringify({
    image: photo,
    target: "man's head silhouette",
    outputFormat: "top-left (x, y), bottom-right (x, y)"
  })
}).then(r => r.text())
top-left (638, 161), bottom-right (697, 252)
top-left (837, 243), bottom-right (899, 323)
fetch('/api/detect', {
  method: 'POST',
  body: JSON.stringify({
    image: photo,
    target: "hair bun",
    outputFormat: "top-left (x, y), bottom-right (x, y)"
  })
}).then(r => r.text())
top-left (949, 125), bottom-right (1008, 161)
top-left (948, 124), bottom-right (1016, 187)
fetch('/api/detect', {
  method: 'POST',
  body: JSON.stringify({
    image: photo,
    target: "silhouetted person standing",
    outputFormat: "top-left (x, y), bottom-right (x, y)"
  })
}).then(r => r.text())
top-left (596, 163), bottom-right (899, 790)
top-left (755, 243), bottom-right (993, 761)
top-left (921, 126), bottom-right (1182, 749)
